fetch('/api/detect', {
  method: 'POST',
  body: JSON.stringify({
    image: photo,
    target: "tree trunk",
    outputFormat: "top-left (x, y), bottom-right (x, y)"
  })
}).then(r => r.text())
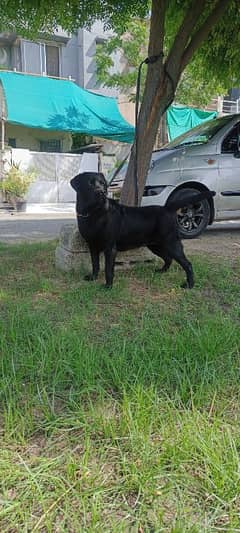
top-left (120, 0), bottom-right (175, 206)
top-left (120, 65), bottom-right (175, 206)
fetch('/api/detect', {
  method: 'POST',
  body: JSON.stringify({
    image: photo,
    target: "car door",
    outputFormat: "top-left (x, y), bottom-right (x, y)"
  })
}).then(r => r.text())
top-left (178, 143), bottom-right (218, 185)
top-left (217, 122), bottom-right (240, 218)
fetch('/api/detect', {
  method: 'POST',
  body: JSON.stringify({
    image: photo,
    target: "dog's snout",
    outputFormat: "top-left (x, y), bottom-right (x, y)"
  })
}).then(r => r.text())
top-left (95, 181), bottom-right (106, 193)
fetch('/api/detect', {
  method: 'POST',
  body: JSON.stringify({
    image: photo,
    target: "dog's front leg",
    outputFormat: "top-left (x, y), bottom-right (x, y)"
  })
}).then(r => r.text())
top-left (104, 246), bottom-right (117, 288)
top-left (84, 247), bottom-right (100, 281)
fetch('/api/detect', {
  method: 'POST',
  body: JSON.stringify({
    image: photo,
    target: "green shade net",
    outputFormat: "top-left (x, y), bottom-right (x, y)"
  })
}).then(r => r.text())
top-left (0, 71), bottom-right (135, 143)
top-left (167, 105), bottom-right (217, 140)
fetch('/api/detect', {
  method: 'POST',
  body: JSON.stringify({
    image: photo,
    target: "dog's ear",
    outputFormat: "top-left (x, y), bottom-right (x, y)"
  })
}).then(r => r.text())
top-left (98, 172), bottom-right (108, 190)
top-left (99, 173), bottom-right (106, 181)
top-left (70, 174), bottom-right (81, 191)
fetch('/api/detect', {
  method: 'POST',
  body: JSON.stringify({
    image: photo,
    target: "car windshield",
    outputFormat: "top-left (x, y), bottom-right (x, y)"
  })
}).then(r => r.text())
top-left (106, 161), bottom-right (128, 184)
top-left (164, 115), bottom-right (233, 149)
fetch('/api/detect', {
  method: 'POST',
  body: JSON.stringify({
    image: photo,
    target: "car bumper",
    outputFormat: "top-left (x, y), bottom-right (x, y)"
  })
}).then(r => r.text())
top-left (141, 186), bottom-right (175, 206)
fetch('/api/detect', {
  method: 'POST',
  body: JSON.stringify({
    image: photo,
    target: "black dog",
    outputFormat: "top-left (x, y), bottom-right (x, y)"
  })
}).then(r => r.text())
top-left (71, 172), bottom-right (215, 289)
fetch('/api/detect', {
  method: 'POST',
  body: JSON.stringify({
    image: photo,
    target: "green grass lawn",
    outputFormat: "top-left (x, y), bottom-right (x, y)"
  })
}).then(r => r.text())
top-left (0, 240), bottom-right (240, 532)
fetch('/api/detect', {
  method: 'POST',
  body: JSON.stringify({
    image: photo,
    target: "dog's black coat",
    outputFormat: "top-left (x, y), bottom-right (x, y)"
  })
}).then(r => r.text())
top-left (71, 172), bottom-right (215, 288)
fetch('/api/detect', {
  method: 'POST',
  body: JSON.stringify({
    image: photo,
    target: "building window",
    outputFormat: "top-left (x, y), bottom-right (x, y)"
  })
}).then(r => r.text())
top-left (0, 45), bottom-right (11, 69)
top-left (8, 138), bottom-right (16, 148)
top-left (40, 139), bottom-right (61, 152)
top-left (45, 45), bottom-right (60, 77)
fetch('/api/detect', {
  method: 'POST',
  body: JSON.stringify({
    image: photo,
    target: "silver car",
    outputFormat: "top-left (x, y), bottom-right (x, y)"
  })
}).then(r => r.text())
top-left (109, 114), bottom-right (240, 238)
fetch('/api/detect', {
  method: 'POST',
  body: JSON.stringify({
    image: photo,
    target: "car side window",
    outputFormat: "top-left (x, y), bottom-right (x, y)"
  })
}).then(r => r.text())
top-left (221, 124), bottom-right (240, 154)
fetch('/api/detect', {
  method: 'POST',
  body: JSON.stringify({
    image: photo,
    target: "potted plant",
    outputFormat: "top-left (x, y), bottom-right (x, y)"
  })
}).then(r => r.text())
top-left (0, 163), bottom-right (36, 212)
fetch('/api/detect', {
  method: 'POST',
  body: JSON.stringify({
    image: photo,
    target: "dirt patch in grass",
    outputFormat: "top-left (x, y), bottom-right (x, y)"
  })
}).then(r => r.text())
top-left (126, 275), bottom-right (181, 305)
top-left (184, 227), bottom-right (240, 260)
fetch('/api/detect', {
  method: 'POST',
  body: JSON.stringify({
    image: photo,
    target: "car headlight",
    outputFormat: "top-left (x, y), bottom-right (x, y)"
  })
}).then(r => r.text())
top-left (143, 186), bottom-right (166, 197)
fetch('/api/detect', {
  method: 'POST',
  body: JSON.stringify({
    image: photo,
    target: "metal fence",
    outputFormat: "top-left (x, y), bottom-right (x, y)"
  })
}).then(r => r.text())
top-left (205, 96), bottom-right (240, 114)
top-left (9, 149), bottom-right (99, 203)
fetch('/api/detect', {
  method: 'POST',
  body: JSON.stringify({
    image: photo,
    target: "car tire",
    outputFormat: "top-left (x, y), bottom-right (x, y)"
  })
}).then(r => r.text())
top-left (169, 187), bottom-right (211, 239)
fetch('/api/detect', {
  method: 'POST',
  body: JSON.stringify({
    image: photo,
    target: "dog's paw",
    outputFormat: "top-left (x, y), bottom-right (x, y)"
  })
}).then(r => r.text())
top-left (84, 274), bottom-right (97, 281)
top-left (155, 266), bottom-right (167, 274)
top-left (180, 281), bottom-right (193, 289)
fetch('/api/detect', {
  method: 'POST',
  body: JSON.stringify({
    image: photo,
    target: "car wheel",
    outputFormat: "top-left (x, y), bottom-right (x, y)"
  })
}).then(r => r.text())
top-left (170, 188), bottom-right (211, 239)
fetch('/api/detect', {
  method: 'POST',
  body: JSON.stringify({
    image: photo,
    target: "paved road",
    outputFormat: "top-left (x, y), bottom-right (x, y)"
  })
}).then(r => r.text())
top-left (0, 212), bottom-right (77, 243)
top-left (0, 212), bottom-right (240, 256)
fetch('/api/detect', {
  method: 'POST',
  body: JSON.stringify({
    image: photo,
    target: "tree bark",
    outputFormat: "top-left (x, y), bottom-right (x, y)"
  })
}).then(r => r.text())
top-left (120, 68), bottom-right (175, 205)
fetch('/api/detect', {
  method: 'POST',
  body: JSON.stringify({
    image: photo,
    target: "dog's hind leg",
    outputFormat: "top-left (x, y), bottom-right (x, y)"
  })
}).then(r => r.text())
top-left (104, 246), bottom-right (117, 288)
top-left (166, 240), bottom-right (194, 288)
top-left (158, 256), bottom-right (172, 273)
top-left (84, 247), bottom-right (100, 281)
top-left (148, 245), bottom-right (172, 273)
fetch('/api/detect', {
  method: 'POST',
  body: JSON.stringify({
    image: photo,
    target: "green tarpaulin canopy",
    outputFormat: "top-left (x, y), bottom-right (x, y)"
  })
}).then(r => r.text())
top-left (0, 71), bottom-right (135, 143)
top-left (167, 105), bottom-right (217, 140)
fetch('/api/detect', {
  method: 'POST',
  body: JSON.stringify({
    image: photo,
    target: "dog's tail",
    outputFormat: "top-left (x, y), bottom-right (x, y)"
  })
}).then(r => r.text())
top-left (166, 190), bottom-right (216, 212)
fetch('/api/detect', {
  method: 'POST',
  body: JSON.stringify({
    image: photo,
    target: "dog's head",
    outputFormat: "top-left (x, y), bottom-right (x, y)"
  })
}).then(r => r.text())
top-left (70, 172), bottom-right (108, 211)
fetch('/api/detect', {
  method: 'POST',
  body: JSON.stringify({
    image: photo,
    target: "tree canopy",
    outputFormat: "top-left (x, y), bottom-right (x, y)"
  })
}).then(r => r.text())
top-left (95, 19), bottom-right (149, 102)
top-left (1, 1), bottom-right (239, 90)
top-left (0, 1), bottom-right (148, 35)
top-left (95, 18), bottom-right (228, 108)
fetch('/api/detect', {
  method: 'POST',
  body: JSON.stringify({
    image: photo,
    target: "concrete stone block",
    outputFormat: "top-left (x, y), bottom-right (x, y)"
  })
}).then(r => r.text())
top-left (55, 223), bottom-right (155, 273)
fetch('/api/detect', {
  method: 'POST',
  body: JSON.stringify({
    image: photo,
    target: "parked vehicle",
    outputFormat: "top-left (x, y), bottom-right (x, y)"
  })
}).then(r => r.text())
top-left (108, 114), bottom-right (240, 238)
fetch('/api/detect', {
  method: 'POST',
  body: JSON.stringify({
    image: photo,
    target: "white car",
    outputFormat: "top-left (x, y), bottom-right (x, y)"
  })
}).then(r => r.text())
top-left (109, 114), bottom-right (240, 237)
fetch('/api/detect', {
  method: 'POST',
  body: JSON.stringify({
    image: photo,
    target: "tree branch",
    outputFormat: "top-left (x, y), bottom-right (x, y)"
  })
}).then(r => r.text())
top-left (148, 0), bottom-right (166, 57)
top-left (180, 0), bottom-right (231, 72)
top-left (166, 0), bottom-right (207, 77)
